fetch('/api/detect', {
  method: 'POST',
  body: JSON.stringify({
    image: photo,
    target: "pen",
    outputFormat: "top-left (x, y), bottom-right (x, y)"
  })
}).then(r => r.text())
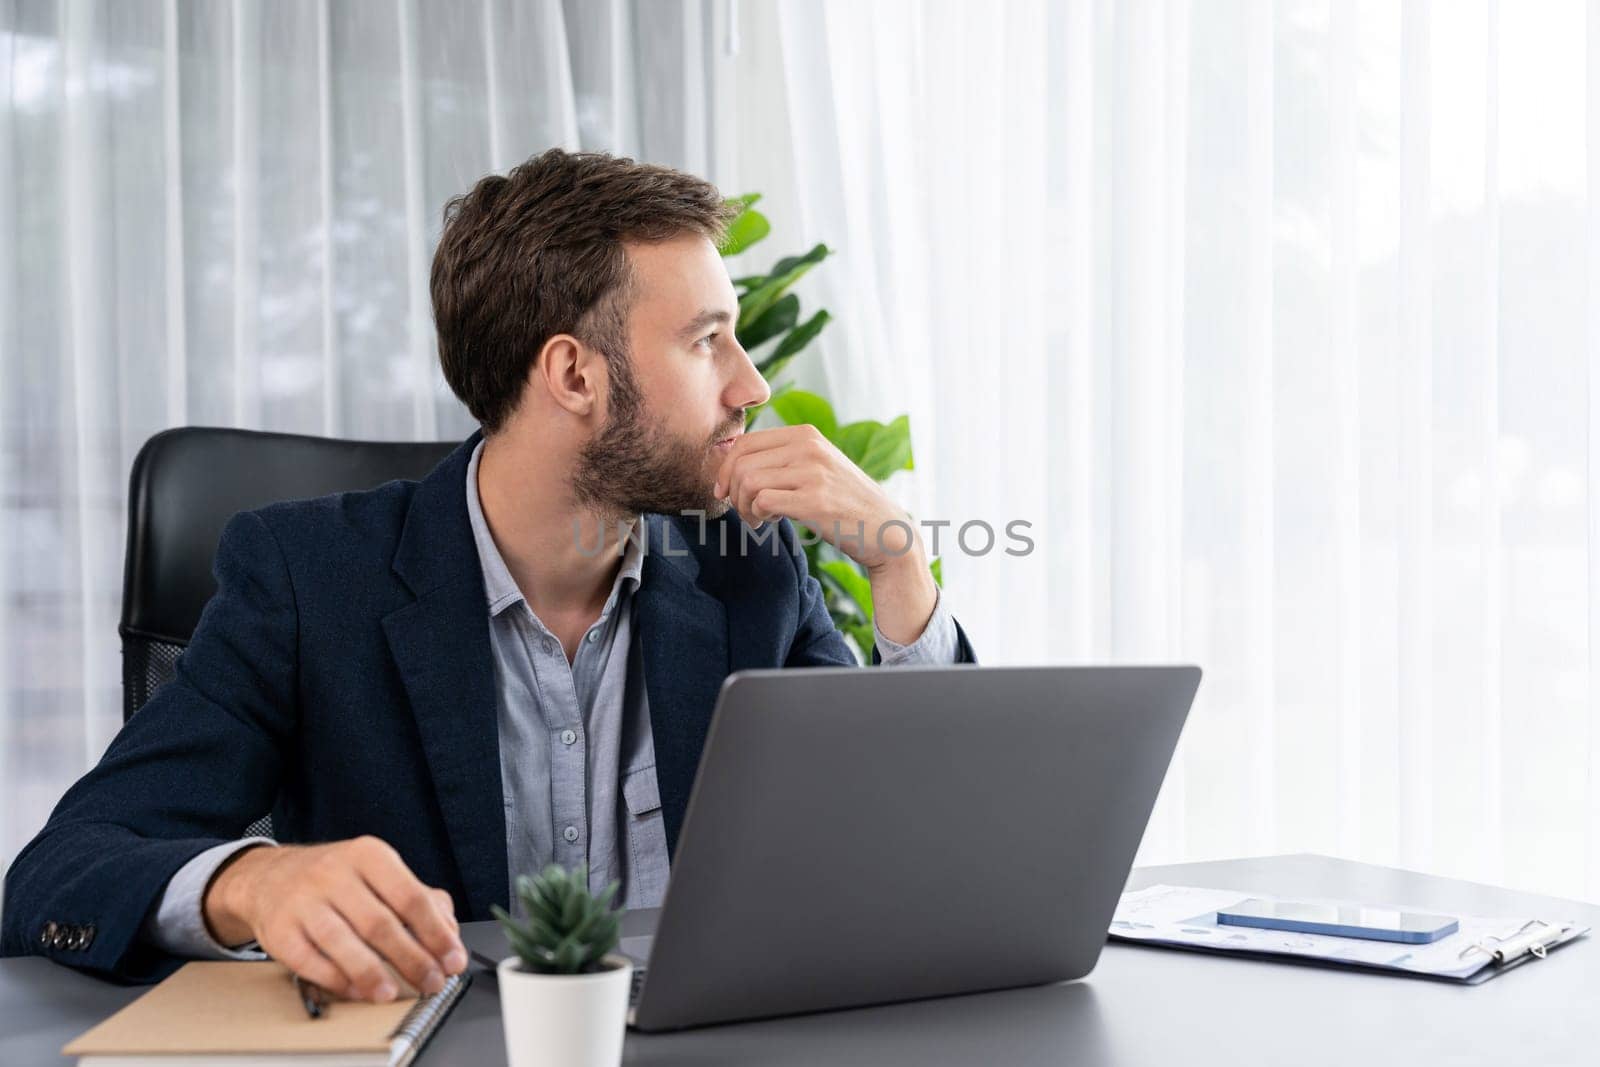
top-left (293, 973), bottom-right (328, 1019)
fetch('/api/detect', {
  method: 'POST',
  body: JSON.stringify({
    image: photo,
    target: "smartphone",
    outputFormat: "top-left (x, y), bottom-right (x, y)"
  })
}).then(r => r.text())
top-left (1215, 898), bottom-right (1459, 944)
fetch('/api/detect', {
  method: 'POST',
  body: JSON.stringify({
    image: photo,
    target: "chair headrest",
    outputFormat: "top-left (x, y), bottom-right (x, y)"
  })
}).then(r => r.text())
top-left (120, 427), bottom-right (458, 644)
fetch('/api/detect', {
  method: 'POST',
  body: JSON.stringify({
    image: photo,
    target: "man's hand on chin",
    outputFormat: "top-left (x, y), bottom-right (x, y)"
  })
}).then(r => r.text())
top-left (712, 424), bottom-right (938, 645)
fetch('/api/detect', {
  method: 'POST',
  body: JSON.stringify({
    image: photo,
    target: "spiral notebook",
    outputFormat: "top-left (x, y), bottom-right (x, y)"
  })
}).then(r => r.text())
top-left (62, 960), bottom-right (469, 1066)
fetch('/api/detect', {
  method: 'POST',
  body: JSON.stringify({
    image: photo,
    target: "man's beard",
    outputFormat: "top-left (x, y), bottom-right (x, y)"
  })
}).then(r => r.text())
top-left (570, 354), bottom-right (742, 519)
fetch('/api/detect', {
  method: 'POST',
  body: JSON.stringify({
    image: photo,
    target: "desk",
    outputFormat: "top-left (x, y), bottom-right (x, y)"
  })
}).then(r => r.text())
top-left (3, 854), bottom-right (1594, 1065)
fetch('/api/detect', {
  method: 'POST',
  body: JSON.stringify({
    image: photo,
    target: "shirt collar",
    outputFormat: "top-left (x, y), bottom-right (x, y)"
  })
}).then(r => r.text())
top-left (464, 438), bottom-right (645, 619)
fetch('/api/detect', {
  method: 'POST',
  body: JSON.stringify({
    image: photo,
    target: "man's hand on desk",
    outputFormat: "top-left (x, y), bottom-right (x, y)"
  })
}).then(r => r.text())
top-left (202, 835), bottom-right (468, 1003)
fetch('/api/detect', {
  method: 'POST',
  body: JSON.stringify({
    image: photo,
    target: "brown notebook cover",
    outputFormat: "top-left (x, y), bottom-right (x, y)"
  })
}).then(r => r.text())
top-left (63, 961), bottom-right (426, 1057)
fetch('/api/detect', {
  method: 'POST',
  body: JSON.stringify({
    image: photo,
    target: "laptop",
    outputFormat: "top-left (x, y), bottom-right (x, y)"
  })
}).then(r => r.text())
top-left (473, 664), bottom-right (1201, 1031)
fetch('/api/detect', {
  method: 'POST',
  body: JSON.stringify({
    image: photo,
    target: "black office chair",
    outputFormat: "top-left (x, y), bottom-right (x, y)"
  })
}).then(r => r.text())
top-left (119, 426), bottom-right (459, 837)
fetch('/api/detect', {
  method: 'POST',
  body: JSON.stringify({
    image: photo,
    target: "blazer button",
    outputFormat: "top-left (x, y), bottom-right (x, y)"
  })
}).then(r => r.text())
top-left (66, 926), bottom-right (85, 950)
top-left (80, 924), bottom-right (96, 950)
top-left (39, 921), bottom-right (58, 948)
top-left (51, 925), bottom-right (70, 950)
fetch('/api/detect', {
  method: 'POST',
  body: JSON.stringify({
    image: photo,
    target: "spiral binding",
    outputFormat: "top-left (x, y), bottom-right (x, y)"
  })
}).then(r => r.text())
top-left (389, 972), bottom-right (470, 1067)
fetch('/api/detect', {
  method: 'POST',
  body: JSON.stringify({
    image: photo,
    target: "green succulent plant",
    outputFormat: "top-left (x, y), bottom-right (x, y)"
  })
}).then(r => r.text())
top-left (492, 864), bottom-right (622, 975)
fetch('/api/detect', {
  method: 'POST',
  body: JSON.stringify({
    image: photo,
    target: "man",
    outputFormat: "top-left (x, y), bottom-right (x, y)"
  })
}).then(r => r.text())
top-left (1, 149), bottom-right (974, 1002)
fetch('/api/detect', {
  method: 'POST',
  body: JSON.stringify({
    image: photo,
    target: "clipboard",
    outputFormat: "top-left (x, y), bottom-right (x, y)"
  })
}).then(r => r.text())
top-left (1110, 885), bottom-right (1588, 984)
top-left (1456, 919), bottom-right (1585, 984)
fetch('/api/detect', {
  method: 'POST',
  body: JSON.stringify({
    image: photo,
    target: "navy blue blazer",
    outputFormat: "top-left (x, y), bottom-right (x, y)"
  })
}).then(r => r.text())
top-left (1, 429), bottom-right (974, 982)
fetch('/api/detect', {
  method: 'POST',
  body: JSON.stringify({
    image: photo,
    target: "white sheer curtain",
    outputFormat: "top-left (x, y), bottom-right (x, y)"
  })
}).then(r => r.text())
top-left (8, 0), bottom-right (1599, 909)
top-left (740, 0), bottom-right (1600, 902)
top-left (0, 0), bottom-right (727, 868)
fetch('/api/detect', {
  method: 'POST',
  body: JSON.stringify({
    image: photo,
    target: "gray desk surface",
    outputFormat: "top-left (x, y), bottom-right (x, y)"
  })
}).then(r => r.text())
top-left (2, 854), bottom-right (1594, 1065)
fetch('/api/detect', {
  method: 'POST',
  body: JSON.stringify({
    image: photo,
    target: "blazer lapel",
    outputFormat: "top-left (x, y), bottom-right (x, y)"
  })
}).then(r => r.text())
top-left (636, 515), bottom-right (730, 855)
top-left (378, 450), bottom-right (745, 909)
top-left (381, 429), bottom-right (508, 920)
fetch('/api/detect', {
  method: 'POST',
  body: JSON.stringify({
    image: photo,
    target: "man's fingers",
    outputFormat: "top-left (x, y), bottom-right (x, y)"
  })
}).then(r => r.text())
top-left (430, 888), bottom-right (459, 932)
top-left (729, 463), bottom-right (806, 518)
top-left (244, 838), bottom-right (469, 1001)
top-left (357, 840), bottom-right (466, 974)
top-left (302, 904), bottom-right (399, 1002)
top-left (272, 924), bottom-right (350, 997)
top-left (715, 425), bottom-right (824, 488)
top-left (730, 469), bottom-right (804, 523)
top-left (338, 879), bottom-right (447, 995)
top-left (715, 438), bottom-right (796, 497)
top-left (748, 487), bottom-right (804, 525)
top-left (729, 424), bottom-right (811, 455)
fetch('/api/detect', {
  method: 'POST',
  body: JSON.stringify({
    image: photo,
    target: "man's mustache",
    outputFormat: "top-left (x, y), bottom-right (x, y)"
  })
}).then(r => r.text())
top-left (709, 417), bottom-right (744, 446)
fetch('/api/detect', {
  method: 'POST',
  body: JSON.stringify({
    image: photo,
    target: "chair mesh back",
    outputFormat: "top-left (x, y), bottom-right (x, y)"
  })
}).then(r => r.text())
top-left (122, 635), bottom-right (184, 722)
top-left (122, 632), bottom-right (274, 840)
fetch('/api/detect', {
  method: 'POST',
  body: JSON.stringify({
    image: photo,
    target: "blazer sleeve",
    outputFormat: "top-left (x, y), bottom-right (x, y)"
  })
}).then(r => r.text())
top-left (779, 518), bottom-right (978, 667)
top-left (1, 509), bottom-right (297, 983)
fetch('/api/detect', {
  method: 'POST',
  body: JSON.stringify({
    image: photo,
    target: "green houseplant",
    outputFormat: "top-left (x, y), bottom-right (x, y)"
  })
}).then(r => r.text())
top-left (720, 195), bottom-right (942, 661)
top-left (493, 864), bottom-right (622, 974)
top-left (492, 865), bottom-right (630, 1067)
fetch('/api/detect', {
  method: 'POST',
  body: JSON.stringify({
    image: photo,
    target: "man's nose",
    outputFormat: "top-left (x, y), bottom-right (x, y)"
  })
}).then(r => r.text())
top-left (729, 342), bottom-right (772, 410)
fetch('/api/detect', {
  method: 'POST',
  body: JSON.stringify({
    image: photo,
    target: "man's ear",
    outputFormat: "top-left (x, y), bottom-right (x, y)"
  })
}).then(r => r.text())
top-left (532, 333), bottom-right (605, 418)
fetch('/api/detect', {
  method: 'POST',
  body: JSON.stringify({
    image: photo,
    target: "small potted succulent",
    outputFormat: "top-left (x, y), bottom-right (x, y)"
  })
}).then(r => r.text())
top-left (492, 864), bottom-right (632, 1067)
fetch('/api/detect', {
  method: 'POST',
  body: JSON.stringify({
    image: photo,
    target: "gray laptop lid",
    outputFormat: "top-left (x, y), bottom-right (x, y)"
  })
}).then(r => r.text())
top-left (630, 664), bottom-right (1201, 1031)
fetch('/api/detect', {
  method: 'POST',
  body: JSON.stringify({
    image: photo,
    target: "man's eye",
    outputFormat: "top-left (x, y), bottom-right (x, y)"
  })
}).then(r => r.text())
top-left (696, 333), bottom-right (718, 348)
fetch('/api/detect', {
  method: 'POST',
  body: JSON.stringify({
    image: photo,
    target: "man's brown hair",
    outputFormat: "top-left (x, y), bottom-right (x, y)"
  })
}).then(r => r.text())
top-left (431, 148), bottom-right (737, 434)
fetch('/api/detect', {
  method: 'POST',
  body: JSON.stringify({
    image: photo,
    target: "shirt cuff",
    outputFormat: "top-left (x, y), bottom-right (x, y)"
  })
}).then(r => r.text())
top-left (874, 585), bottom-right (960, 665)
top-left (142, 837), bottom-right (276, 960)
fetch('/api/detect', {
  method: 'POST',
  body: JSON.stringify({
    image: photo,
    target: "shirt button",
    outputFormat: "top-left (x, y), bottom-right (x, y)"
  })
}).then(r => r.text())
top-left (560, 728), bottom-right (577, 745)
top-left (563, 825), bottom-right (579, 843)
top-left (543, 637), bottom-right (557, 655)
top-left (586, 630), bottom-right (598, 643)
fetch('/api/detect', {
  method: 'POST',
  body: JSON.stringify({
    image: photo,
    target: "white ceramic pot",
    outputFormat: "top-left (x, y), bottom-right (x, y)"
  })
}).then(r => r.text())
top-left (497, 954), bottom-right (633, 1067)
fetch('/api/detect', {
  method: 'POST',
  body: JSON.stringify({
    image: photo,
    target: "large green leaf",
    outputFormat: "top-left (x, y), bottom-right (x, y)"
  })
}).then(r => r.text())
top-left (819, 559), bottom-right (873, 622)
top-left (765, 247), bottom-right (824, 278)
top-left (739, 293), bottom-right (799, 352)
top-left (856, 414), bottom-right (914, 480)
top-left (756, 309), bottom-right (831, 377)
top-left (770, 389), bottom-right (838, 441)
top-left (739, 244), bottom-right (830, 330)
top-left (829, 415), bottom-right (912, 480)
top-left (832, 420), bottom-right (880, 468)
top-left (720, 204), bottom-right (771, 257)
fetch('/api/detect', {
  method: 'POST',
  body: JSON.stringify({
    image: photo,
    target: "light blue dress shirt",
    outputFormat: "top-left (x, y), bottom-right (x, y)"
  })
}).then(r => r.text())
top-left (142, 438), bottom-right (959, 958)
